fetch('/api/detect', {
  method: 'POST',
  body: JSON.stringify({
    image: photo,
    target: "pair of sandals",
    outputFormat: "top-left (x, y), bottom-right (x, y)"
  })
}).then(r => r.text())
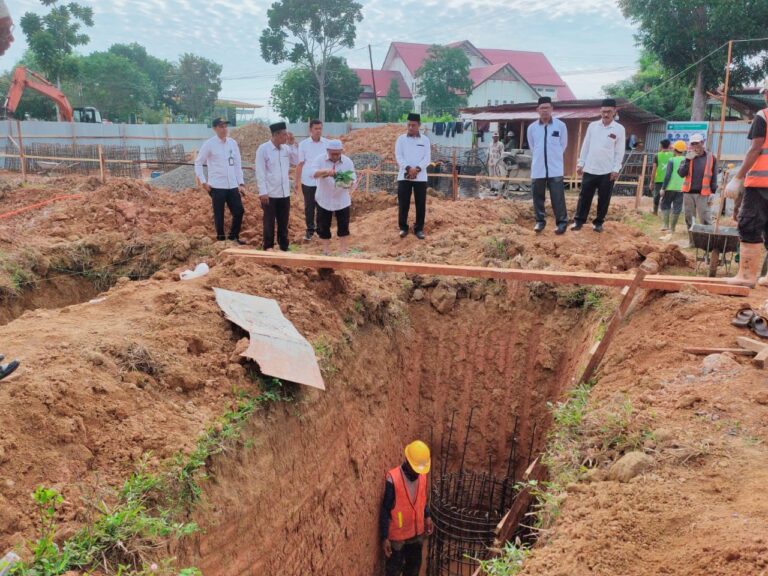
top-left (732, 306), bottom-right (768, 338)
top-left (0, 355), bottom-right (20, 381)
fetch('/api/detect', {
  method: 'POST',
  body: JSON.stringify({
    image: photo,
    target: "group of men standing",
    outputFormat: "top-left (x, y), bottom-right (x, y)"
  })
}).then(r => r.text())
top-left (525, 97), bottom-right (626, 234)
top-left (195, 112), bottom-right (431, 252)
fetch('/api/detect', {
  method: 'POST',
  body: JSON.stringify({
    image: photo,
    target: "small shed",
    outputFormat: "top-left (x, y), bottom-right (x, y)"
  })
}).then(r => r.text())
top-left (461, 98), bottom-right (666, 177)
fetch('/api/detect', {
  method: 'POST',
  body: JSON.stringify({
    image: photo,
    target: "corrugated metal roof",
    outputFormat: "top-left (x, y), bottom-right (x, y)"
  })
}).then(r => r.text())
top-left (462, 98), bottom-right (666, 124)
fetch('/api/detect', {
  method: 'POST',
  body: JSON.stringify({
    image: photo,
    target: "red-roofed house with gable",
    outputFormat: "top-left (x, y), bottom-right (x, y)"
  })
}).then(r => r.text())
top-left (376, 40), bottom-right (575, 113)
top-left (351, 69), bottom-right (412, 120)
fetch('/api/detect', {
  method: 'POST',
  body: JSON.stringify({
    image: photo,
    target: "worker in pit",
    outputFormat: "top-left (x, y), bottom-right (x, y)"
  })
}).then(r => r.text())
top-left (380, 440), bottom-right (433, 576)
top-left (194, 118), bottom-right (247, 244)
top-left (0, 0), bottom-right (15, 56)
top-left (659, 140), bottom-right (688, 234)
top-left (725, 80), bottom-right (768, 287)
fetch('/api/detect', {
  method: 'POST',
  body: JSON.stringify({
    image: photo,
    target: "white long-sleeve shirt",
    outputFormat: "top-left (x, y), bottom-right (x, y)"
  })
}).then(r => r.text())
top-left (577, 119), bottom-right (626, 176)
top-left (311, 154), bottom-right (357, 211)
top-left (194, 136), bottom-right (244, 189)
top-left (298, 136), bottom-right (329, 187)
top-left (395, 133), bottom-right (431, 182)
top-left (255, 140), bottom-right (299, 198)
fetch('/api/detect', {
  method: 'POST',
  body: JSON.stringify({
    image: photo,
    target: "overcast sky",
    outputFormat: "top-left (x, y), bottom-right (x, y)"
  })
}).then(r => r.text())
top-left (2, 0), bottom-right (641, 120)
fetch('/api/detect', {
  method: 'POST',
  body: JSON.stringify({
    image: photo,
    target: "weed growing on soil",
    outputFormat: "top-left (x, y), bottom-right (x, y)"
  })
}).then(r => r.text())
top-left (13, 376), bottom-right (293, 576)
top-left (472, 540), bottom-right (530, 575)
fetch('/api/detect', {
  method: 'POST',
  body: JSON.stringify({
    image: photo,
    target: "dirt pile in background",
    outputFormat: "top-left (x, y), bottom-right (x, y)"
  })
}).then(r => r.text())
top-left (230, 123), bottom-right (272, 161)
top-left (340, 124), bottom-right (404, 161)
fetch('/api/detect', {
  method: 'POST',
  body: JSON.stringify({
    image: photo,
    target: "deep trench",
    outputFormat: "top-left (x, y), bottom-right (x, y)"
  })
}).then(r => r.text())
top-left (178, 282), bottom-right (599, 576)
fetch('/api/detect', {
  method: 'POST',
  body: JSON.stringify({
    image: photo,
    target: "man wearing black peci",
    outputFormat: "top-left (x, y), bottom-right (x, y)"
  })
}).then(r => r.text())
top-left (395, 113), bottom-right (431, 240)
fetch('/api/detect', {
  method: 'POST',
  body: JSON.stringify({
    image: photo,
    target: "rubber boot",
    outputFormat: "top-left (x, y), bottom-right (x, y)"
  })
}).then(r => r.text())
top-left (727, 242), bottom-right (763, 287)
top-left (670, 212), bottom-right (680, 233)
top-left (660, 210), bottom-right (670, 231)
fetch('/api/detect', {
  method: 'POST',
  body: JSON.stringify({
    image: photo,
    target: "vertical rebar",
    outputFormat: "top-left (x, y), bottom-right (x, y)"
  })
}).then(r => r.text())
top-left (459, 406), bottom-right (475, 475)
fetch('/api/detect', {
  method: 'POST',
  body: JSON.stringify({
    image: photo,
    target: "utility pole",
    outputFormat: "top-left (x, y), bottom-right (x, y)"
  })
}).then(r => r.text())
top-left (715, 40), bottom-right (733, 162)
top-left (368, 44), bottom-right (380, 123)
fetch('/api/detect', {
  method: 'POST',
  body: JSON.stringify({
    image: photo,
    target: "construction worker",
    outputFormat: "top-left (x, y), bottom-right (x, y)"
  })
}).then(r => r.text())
top-left (725, 80), bottom-right (768, 287)
top-left (296, 119), bottom-right (329, 241)
top-left (659, 140), bottom-right (687, 234)
top-left (255, 122), bottom-right (298, 251)
top-left (572, 98), bottom-right (626, 233)
top-left (651, 139), bottom-right (674, 215)
top-left (0, 0), bottom-right (14, 57)
top-left (488, 132), bottom-right (504, 192)
top-left (310, 140), bottom-right (356, 256)
top-left (679, 133), bottom-right (717, 229)
top-left (396, 113), bottom-right (431, 240)
top-left (380, 440), bottom-right (433, 576)
top-left (194, 118), bottom-right (246, 244)
top-left (528, 95), bottom-right (568, 235)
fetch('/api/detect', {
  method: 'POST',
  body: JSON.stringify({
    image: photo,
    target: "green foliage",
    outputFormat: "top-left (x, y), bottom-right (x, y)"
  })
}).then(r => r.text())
top-left (473, 540), bottom-right (530, 575)
top-left (73, 51), bottom-right (154, 122)
top-left (259, 0), bottom-right (363, 121)
top-left (270, 57), bottom-right (360, 122)
top-left (603, 51), bottom-right (691, 120)
top-left (380, 78), bottom-right (412, 122)
top-left (173, 53), bottom-right (222, 122)
top-left (13, 375), bottom-right (294, 576)
top-left (109, 43), bottom-right (175, 111)
top-left (19, 0), bottom-right (94, 85)
top-left (416, 45), bottom-right (473, 116)
top-left (618, 0), bottom-right (768, 120)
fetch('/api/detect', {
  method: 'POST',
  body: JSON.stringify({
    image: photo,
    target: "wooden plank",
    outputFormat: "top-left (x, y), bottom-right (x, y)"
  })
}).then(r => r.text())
top-left (97, 145), bottom-right (106, 183)
top-left (579, 264), bottom-right (649, 384)
top-left (683, 347), bottom-right (756, 356)
top-left (223, 250), bottom-right (750, 297)
top-left (736, 337), bottom-right (768, 353)
top-left (16, 119), bottom-right (26, 182)
top-left (634, 154), bottom-right (648, 210)
top-left (754, 347), bottom-right (768, 369)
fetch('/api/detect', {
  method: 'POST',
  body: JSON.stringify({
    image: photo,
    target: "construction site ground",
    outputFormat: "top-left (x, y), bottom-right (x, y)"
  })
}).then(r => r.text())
top-left (1, 155), bottom-right (767, 575)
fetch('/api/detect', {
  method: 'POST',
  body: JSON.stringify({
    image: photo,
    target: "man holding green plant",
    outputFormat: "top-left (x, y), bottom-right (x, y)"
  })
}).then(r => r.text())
top-left (311, 140), bottom-right (356, 256)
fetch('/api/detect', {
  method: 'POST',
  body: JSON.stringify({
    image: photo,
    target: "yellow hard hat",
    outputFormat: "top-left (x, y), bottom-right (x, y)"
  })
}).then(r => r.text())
top-left (672, 140), bottom-right (687, 153)
top-left (404, 440), bottom-right (431, 474)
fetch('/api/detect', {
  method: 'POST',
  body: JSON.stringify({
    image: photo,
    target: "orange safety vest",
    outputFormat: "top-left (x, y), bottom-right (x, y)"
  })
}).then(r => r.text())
top-left (387, 466), bottom-right (428, 542)
top-left (681, 152), bottom-right (715, 195)
top-left (745, 109), bottom-right (768, 188)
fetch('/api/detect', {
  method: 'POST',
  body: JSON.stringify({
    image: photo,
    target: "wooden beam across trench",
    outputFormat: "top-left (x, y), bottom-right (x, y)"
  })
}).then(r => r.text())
top-left (223, 250), bottom-right (749, 297)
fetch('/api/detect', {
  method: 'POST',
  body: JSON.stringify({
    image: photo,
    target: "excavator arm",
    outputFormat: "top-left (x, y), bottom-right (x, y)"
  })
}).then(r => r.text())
top-left (3, 66), bottom-right (74, 122)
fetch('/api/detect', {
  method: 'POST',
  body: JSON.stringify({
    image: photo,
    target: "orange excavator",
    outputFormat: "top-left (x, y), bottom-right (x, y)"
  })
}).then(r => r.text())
top-left (2, 66), bottom-right (101, 123)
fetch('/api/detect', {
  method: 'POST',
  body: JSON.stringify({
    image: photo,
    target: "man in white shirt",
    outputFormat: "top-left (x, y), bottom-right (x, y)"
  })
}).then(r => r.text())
top-left (487, 133), bottom-right (505, 192)
top-left (194, 117), bottom-right (246, 243)
top-left (296, 119), bottom-right (329, 241)
top-left (396, 113), bottom-right (431, 240)
top-left (572, 98), bottom-right (626, 233)
top-left (255, 121), bottom-right (298, 251)
top-left (0, 0), bottom-right (14, 57)
top-left (310, 140), bottom-right (356, 256)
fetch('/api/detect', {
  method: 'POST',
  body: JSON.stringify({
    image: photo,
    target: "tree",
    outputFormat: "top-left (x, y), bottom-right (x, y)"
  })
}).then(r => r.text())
top-left (603, 51), bottom-right (691, 120)
top-left (19, 0), bottom-right (93, 88)
top-left (259, 0), bottom-right (363, 122)
top-left (73, 52), bottom-right (154, 122)
top-left (108, 43), bottom-right (175, 111)
top-left (381, 78), bottom-right (412, 122)
top-left (0, 51), bottom-right (59, 120)
top-left (172, 53), bottom-right (222, 122)
top-left (270, 56), bottom-right (360, 122)
top-left (618, 0), bottom-right (768, 120)
top-left (416, 45), bottom-right (473, 117)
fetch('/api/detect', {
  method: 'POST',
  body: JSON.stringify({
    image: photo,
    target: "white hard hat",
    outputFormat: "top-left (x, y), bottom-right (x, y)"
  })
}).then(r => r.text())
top-left (760, 79), bottom-right (768, 94)
top-left (689, 133), bottom-right (705, 144)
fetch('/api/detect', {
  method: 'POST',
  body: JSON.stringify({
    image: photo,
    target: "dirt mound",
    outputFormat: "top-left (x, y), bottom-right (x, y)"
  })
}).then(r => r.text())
top-left (341, 124), bottom-right (404, 161)
top-left (230, 123), bottom-right (272, 161)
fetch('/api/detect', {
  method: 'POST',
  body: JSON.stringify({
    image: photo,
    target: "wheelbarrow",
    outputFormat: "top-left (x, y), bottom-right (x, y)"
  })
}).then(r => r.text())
top-left (689, 223), bottom-right (740, 277)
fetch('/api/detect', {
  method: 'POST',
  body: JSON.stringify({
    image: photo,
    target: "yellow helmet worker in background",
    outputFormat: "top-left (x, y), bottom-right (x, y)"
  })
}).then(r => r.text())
top-left (380, 440), bottom-right (434, 576)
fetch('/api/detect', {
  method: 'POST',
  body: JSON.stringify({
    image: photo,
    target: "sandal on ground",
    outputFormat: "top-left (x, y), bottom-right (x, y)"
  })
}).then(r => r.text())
top-left (0, 360), bottom-right (20, 381)
top-left (750, 315), bottom-right (768, 339)
top-left (732, 306), bottom-right (757, 328)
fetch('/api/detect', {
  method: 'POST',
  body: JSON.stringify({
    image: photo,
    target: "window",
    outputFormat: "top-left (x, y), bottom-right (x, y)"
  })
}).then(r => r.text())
top-left (495, 100), bottom-right (499, 105)
top-left (503, 100), bottom-right (508, 105)
top-left (487, 99), bottom-right (492, 106)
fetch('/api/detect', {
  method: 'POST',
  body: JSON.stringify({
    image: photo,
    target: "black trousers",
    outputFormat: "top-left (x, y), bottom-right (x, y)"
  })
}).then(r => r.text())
top-left (302, 184), bottom-right (318, 235)
top-left (574, 172), bottom-right (615, 226)
top-left (210, 187), bottom-right (244, 240)
top-left (385, 540), bottom-right (423, 576)
top-left (262, 196), bottom-right (291, 251)
top-left (398, 180), bottom-right (427, 233)
top-left (738, 187), bottom-right (768, 247)
top-left (532, 177), bottom-right (567, 226)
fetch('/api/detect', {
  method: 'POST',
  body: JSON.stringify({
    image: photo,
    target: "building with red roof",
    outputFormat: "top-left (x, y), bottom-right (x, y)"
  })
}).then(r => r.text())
top-left (351, 69), bottom-right (412, 120)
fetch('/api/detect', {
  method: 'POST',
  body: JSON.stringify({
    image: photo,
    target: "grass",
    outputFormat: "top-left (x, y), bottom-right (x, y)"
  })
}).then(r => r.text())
top-left (472, 540), bottom-right (530, 575)
top-left (12, 375), bottom-right (295, 576)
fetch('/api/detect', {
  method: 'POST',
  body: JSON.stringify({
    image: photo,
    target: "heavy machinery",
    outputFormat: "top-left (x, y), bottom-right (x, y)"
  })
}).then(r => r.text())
top-left (2, 66), bottom-right (101, 123)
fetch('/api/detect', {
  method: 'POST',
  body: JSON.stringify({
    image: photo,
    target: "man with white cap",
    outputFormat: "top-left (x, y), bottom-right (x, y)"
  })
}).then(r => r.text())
top-left (255, 121), bottom-right (298, 251)
top-left (725, 80), bottom-right (768, 287)
top-left (678, 133), bottom-right (717, 229)
top-left (310, 140), bottom-right (356, 256)
top-left (0, 0), bottom-right (14, 56)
